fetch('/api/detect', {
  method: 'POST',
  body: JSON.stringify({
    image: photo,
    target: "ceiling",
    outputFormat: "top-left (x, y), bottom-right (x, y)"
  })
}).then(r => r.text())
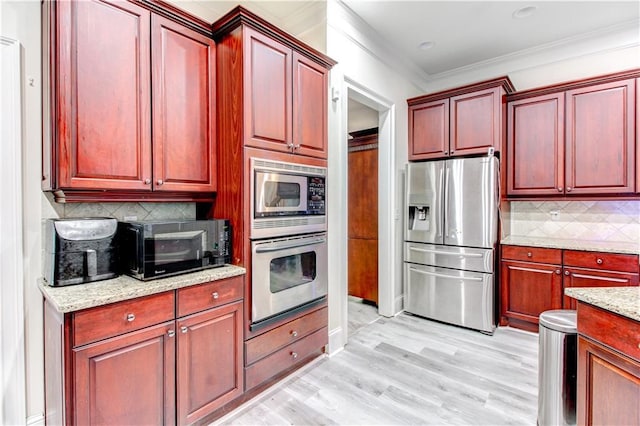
top-left (171, 0), bottom-right (639, 79)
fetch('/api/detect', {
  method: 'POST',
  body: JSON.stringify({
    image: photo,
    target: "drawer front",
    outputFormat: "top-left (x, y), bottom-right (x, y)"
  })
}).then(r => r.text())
top-left (245, 327), bottom-right (327, 391)
top-left (177, 276), bottom-right (243, 317)
top-left (245, 307), bottom-right (327, 365)
top-left (73, 292), bottom-right (175, 347)
top-left (563, 250), bottom-right (639, 273)
top-left (501, 245), bottom-right (562, 264)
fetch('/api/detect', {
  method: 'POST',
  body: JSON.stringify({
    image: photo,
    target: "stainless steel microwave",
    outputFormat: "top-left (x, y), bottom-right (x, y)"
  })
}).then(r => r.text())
top-left (251, 157), bottom-right (327, 239)
top-left (117, 219), bottom-right (231, 280)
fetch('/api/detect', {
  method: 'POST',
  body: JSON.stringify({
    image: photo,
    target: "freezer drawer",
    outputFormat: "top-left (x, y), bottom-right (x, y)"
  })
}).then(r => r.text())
top-left (404, 242), bottom-right (494, 273)
top-left (404, 263), bottom-right (495, 333)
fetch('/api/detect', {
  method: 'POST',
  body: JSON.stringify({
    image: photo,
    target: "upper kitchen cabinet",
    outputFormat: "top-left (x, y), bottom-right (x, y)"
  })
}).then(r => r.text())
top-left (213, 7), bottom-right (335, 160)
top-left (42, 0), bottom-right (216, 202)
top-left (507, 70), bottom-right (639, 198)
top-left (407, 77), bottom-right (514, 161)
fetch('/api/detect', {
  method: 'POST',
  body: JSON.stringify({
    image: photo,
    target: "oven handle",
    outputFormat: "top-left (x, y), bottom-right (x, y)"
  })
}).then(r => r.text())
top-left (255, 237), bottom-right (326, 253)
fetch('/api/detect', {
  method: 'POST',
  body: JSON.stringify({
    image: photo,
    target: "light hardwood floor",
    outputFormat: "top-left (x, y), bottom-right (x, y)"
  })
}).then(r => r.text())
top-left (214, 301), bottom-right (539, 425)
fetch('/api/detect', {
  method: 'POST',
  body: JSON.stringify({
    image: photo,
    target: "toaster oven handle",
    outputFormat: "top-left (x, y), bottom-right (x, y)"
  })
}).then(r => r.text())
top-left (255, 237), bottom-right (326, 253)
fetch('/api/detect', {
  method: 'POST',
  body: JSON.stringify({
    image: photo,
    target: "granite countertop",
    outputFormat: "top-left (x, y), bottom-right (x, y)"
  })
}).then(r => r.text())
top-left (565, 287), bottom-right (640, 322)
top-left (501, 235), bottom-right (640, 255)
top-left (39, 265), bottom-right (246, 313)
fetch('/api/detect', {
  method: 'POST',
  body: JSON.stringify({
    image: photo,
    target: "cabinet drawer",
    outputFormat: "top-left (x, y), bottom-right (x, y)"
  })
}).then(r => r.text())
top-left (177, 276), bottom-right (243, 317)
top-left (245, 307), bottom-right (327, 365)
top-left (501, 245), bottom-right (562, 264)
top-left (73, 292), bottom-right (175, 347)
top-left (563, 250), bottom-right (639, 273)
top-left (245, 327), bottom-right (327, 391)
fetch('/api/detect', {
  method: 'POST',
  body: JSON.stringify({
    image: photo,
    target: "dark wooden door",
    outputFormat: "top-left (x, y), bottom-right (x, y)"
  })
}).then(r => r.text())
top-left (151, 15), bottom-right (216, 192)
top-left (565, 79), bottom-right (635, 194)
top-left (293, 52), bottom-right (328, 158)
top-left (562, 267), bottom-right (638, 309)
top-left (507, 93), bottom-right (565, 196)
top-left (408, 99), bottom-right (449, 160)
top-left (176, 301), bottom-right (243, 425)
top-left (73, 321), bottom-right (175, 425)
top-left (348, 131), bottom-right (378, 304)
top-left (450, 86), bottom-right (503, 157)
top-left (243, 27), bottom-right (292, 153)
top-left (56, 0), bottom-right (152, 190)
top-left (500, 260), bottom-right (562, 331)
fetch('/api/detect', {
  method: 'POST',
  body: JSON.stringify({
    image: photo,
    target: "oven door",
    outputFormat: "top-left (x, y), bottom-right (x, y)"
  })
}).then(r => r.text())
top-left (251, 233), bottom-right (327, 324)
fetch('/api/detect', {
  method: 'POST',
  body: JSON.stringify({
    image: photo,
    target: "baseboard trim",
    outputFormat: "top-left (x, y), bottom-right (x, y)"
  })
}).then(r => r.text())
top-left (327, 325), bottom-right (345, 355)
top-left (26, 414), bottom-right (45, 426)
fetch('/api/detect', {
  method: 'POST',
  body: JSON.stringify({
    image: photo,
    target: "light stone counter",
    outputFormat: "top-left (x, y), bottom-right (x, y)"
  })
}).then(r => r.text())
top-left (501, 235), bottom-right (640, 255)
top-left (39, 265), bottom-right (246, 313)
top-left (565, 287), bottom-right (640, 322)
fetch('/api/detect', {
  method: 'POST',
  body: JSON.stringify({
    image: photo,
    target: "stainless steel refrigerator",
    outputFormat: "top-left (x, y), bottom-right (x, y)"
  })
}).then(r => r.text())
top-left (404, 155), bottom-right (499, 333)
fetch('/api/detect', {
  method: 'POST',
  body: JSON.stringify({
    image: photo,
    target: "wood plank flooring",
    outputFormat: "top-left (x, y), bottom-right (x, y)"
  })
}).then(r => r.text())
top-left (214, 300), bottom-right (539, 425)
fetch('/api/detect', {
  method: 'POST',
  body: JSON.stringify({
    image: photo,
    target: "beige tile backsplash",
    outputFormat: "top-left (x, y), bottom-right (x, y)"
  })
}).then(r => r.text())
top-left (54, 201), bottom-right (196, 221)
top-left (507, 200), bottom-right (640, 244)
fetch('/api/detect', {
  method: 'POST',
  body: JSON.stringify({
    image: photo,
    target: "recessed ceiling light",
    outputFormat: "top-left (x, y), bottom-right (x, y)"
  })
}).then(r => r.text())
top-left (418, 41), bottom-right (435, 50)
top-left (512, 5), bottom-right (537, 19)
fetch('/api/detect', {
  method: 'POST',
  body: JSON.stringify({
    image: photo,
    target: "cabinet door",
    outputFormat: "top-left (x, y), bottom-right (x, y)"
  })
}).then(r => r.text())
top-left (408, 99), bottom-right (449, 160)
top-left (243, 28), bottom-right (292, 153)
top-left (507, 93), bottom-right (565, 196)
top-left (565, 79), bottom-right (635, 194)
top-left (578, 336), bottom-right (640, 426)
top-left (500, 260), bottom-right (562, 331)
top-left (450, 87), bottom-right (503, 157)
top-left (152, 15), bottom-right (216, 192)
top-left (74, 321), bottom-right (175, 425)
top-left (562, 267), bottom-right (639, 309)
top-left (177, 301), bottom-right (243, 425)
top-left (56, 0), bottom-right (152, 190)
top-left (292, 52), bottom-right (328, 158)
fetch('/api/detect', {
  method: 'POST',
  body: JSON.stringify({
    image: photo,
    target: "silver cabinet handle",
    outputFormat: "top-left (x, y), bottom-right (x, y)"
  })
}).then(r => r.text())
top-left (527, 252), bottom-right (532, 258)
top-left (291, 352), bottom-right (298, 359)
top-left (566, 187), bottom-right (572, 192)
top-left (408, 247), bottom-right (483, 258)
top-left (555, 269), bottom-right (561, 275)
top-left (558, 187), bottom-right (563, 192)
top-left (181, 326), bottom-right (188, 334)
top-left (212, 292), bottom-right (219, 299)
top-left (288, 143), bottom-right (295, 152)
top-left (596, 258), bottom-right (603, 265)
top-left (167, 330), bottom-right (175, 337)
top-left (291, 330), bottom-right (298, 338)
top-left (294, 144), bottom-right (301, 150)
top-left (144, 178), bottom-right (151, 184)
top-left (564, 270), bottom-right (570, 276)
top-left (126, 313), bottom-right (135, 322)
top-left (408, 267), bottom-right (483, 282)
top-left (156, 179), bottom-right (163, 185)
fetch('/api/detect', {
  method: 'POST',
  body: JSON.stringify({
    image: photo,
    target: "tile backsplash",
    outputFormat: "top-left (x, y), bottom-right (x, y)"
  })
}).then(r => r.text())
top-left (508, 200), bottom-right (640, 244)
top-left (48, 199), bottom-right (196, 221)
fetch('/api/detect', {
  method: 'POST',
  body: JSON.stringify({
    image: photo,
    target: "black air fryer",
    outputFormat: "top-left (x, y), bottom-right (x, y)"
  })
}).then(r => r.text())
top-left (44, 218), bottom-right (119, 286)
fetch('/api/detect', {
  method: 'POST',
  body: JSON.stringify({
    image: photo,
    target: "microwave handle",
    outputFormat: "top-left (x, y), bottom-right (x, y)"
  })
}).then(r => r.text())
top-left (132, 227), bottom-right (141, 272)
top-left (255, 237), bottom-right (326, 253)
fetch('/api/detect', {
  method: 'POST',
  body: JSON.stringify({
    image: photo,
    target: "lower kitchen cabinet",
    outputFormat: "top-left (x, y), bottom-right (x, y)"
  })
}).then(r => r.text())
top-left (44, 276), bottom-right (244, 425)
top-left (500, 245), bottom-right (640, 331)
top-left (576, 303), bottom-right (640, 425)
top-left (244, 306), bottom-right (328, 391)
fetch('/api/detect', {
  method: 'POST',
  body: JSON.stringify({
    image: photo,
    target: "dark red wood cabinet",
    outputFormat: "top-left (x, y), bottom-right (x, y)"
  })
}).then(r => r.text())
top-left (408, 78), bottom-right (513, 161)
top-left (43, 0), bottom-right (216, 202)
top-left (506, 71), bottom-right (638, 197)
top-left (500, 245), bottom-right (639, 331)
top-left (44, 276), bottom-right (244, 426)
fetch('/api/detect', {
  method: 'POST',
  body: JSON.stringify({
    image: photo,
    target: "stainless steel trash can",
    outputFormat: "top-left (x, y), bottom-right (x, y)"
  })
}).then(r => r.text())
top-left (538, 309), bottom-right (577, 426)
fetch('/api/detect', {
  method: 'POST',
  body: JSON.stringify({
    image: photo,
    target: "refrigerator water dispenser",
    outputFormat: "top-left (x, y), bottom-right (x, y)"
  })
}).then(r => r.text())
top-left (408, 205), bottom-right (430, 232)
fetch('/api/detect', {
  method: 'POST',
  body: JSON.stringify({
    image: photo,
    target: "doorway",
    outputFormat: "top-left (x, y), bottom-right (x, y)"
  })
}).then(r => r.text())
top-left (346, 97), bottom-right (381, 336)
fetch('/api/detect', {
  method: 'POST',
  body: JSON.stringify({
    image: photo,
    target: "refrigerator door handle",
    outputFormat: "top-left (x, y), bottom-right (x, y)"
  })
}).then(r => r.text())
top-left (443, 165), bottom-right (450, 238)
top-left (408, 267), bottom-right (484, 282)
top-left (408, 247), bottom-right (483, 258)
top-left (438, 166), bottom-right (444, 238)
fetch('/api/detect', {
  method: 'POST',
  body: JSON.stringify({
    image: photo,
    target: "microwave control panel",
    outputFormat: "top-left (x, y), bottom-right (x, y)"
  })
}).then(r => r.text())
top-left (308, 177), bottom-right (326, 214)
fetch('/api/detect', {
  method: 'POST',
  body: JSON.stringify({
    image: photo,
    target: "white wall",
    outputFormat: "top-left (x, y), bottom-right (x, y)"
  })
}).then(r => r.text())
top-left (1, 1), bottom-right (45, 423)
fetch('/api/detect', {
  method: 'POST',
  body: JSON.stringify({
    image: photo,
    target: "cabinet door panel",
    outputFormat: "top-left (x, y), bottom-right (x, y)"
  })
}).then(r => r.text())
top-left (408, 99), bottom-right (449, 160)
top-left (293, 52), bottom-right (328, 158)
top-left (74, 321), bottom-right (175, 426)
top-left (450, 87), bottom-right (502, 156)
top-left (565, 79), bottom-right (635, 194)
top-left (58, 0), bottom-right (151, 190)
top-left (152, 15), bottom-right (216, 192)
top-left (507, 93), bottom-right (564, 195)
top-left (563, 267), bottom-right (638, 309)
top-left (500, 261), bottom-right (562, 328)
top-left (244, 28), bottom-right (292, 152)
top-left (177, 301), bottom-right (243, 425)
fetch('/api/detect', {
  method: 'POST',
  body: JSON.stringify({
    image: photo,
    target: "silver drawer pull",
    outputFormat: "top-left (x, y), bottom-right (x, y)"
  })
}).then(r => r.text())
top-left (291, 330), bottom-right (298, 338)
top-left (167, 330), bottom-right (175, 338)
top-left (126, 313), bottom-right (135, 322)
top-left (408, 247), bottom-right (483, 258)
top-left (527, 252), bottom-right (532, 258)
top-left (291, 352), bottom-right (298, 359)
top-left (212, 292), bottom-right (219, 299)
top-left (181, 326), bottom-right (188, 334)
top-left (596, 258), bottom-right (603, 265)
top-left (408, 267), bottom-right (483, 282)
